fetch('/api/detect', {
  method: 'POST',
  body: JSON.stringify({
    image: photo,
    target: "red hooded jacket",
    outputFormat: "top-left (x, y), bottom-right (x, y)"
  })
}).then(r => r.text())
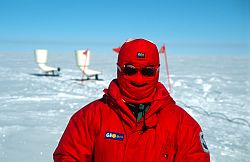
top-left (54, 80), bottom-right (210, 162)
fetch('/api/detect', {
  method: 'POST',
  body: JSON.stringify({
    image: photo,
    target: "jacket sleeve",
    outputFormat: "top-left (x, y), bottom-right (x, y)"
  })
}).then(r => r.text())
top-left (175, 112), bottom-right (210, 162)
top-left (53, 105), bottom-right (98, 162)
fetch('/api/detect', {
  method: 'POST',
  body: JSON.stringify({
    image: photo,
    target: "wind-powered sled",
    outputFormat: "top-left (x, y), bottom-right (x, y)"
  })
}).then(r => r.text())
top-left (75, 50), bottom-right (101, 80)
top-left (34, 49), bottom-right (60, 76)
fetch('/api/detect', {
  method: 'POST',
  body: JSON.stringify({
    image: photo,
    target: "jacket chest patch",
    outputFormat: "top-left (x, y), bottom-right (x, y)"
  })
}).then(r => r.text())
top-left (105, 132), bottom-right (124, 141)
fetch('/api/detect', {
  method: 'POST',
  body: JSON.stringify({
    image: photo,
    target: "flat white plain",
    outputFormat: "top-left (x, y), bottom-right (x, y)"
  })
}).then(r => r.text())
top-left (0, 52), bottom-right (249, 162)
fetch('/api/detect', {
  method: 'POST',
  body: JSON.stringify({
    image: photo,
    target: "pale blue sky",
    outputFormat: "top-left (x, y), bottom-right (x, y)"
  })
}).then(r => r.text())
top-left (0, 0), bottom-right (249, 55)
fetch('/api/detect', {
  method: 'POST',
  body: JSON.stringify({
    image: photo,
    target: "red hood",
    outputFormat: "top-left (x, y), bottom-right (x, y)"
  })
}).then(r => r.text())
top-left (103, 79), bottom-right (175, 129)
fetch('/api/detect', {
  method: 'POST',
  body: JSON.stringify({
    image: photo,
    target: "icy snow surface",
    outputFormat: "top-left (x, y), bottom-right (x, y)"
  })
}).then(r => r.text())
top-left (0, 52), bottom-right (249, 162)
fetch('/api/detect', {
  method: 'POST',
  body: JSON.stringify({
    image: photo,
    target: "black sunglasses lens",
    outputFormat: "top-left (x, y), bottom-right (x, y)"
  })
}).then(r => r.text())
top-left (141, 67), bottom-right (155, 76)
top-left (124, 66), bottom-right (137, 75)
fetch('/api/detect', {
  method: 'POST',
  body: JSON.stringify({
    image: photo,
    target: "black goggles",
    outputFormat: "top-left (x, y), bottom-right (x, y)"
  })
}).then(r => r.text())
top-left (117, 63), bottom-right (160, 76)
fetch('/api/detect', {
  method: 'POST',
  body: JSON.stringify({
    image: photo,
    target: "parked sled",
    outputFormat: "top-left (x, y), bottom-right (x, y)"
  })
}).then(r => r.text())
top-left (34, 49), bottom-right (60, 76)
top-left (75, 50), bottom-right (101, 80)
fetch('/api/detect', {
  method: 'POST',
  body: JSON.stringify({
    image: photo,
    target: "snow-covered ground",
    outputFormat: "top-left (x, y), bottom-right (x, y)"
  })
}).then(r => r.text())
top-left (0, 51), bottom-right (249, 162)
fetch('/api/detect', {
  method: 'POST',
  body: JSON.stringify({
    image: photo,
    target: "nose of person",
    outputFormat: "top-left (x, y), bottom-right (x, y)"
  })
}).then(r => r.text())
top-left (134, 69), bottom-right (144, 81)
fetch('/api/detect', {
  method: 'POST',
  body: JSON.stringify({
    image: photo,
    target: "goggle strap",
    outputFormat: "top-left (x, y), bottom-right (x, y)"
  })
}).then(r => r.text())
top-left (117, 63), bottom-right (122, 72)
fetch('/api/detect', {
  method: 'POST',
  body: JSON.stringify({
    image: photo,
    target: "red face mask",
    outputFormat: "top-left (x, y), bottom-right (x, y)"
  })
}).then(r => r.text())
top-left (117, 39), bottom-right (160, 103)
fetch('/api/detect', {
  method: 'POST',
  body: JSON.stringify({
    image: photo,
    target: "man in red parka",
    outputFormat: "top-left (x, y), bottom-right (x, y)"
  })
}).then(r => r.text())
top-left (53, 38), bottom-right (210, 162)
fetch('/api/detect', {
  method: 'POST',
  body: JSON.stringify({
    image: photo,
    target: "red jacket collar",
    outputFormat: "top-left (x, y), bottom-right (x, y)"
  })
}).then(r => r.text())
top-left (103, 79), bottom-right (175, 122)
